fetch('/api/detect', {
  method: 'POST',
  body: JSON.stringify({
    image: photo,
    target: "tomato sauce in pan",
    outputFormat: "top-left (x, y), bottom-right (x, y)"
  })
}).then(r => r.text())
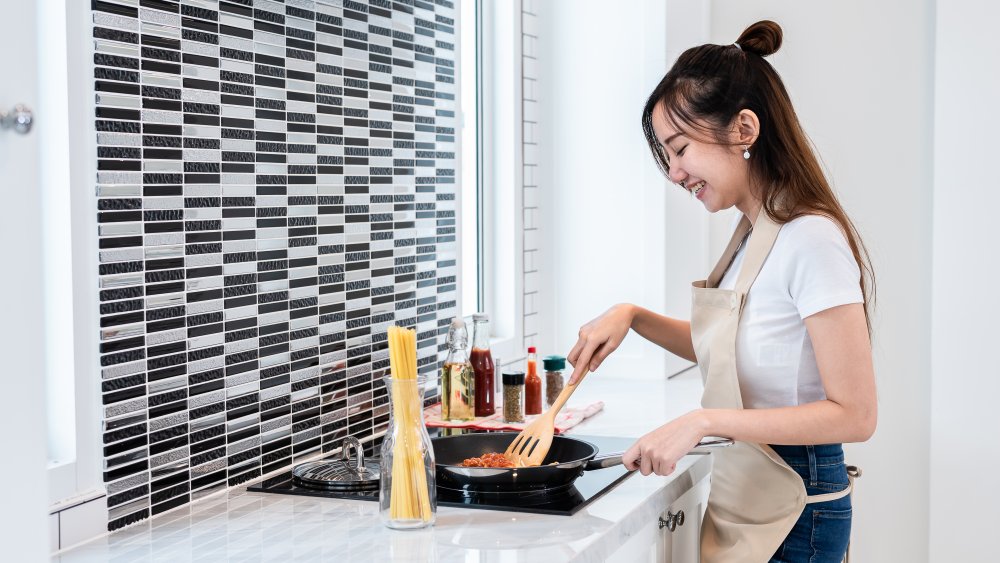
top-left (459, 452), bottom-right (515, 468)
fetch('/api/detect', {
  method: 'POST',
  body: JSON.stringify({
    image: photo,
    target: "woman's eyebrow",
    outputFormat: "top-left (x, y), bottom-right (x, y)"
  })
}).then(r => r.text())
top-left (662, 132), bottom-right (683, 147)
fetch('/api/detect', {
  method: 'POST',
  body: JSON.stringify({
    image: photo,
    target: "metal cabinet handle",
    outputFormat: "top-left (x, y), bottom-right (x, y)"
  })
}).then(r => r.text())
top-left (1, 104), bottom-right (33, 135)
top-left (658, 510), bottom-right (686, 532)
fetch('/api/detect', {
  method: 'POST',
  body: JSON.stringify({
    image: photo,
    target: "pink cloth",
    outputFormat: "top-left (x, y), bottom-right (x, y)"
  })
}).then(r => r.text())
top-left (423, 401), bottom-right (605, 433)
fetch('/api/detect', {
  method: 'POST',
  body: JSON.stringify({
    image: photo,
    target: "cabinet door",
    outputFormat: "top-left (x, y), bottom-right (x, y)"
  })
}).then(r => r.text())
top-left (661, 475), bottom-right (710, 562)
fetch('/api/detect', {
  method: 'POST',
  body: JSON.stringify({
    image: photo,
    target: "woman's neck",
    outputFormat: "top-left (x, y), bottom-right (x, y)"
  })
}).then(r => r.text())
top-left (737, 197), bottom-right (763, 227)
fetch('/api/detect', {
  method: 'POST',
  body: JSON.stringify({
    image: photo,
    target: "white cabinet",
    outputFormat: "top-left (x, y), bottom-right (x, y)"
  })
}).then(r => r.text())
top-left (661, 474), bottom-right (710, 562)
top-left (608, 467), bottom-right (711, 562)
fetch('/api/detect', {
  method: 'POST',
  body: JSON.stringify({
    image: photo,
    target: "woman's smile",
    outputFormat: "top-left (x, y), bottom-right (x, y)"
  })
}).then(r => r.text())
top-left (691, 180), bottom-right (707, 200)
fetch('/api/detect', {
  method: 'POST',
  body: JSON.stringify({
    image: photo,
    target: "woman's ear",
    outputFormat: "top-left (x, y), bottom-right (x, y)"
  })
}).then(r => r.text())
top-left (733, 109), bottom-right (760, 146)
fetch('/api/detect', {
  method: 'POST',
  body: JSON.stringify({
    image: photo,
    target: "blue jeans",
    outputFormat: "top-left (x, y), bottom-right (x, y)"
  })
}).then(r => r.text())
top-left (768, 444), bottom-right (852, 563)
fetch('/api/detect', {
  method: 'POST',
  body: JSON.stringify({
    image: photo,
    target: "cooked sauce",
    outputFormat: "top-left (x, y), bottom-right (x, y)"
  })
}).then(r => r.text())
top-left (460, 452), bottom-right (515, 468)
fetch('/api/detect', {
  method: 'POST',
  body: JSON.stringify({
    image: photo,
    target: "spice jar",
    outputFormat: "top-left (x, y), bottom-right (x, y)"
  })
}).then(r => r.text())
top-left (543, 355), bottom-right (566, 407)
top-left (502, 371), bottom-right (525, 423)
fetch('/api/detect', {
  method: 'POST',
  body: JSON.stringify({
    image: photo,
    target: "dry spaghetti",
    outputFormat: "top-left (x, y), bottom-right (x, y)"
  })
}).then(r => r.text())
top-left (386, 325), bottom-right (433, 523)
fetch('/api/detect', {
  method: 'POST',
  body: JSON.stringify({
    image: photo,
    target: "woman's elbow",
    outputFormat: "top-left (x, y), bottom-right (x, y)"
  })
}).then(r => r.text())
top-left (849, 408), bottom-right (878, 443)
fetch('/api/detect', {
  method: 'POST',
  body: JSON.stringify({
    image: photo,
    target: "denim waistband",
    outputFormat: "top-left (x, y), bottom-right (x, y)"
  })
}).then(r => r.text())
top-left (769, 444), bottom-right (845, 467)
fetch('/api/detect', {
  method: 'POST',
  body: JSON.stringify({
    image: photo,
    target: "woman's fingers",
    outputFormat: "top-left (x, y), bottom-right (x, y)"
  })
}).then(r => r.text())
top-left (623, 443), bottom-right (641, 471)
top-left (567, 342), bottom-right (596, 385)
top-left (566, 333), bottom-right (586, 367)
top-left (639, 449), bottom-right (654, 476)
top-left (588, 335), bottom-right (622, 372)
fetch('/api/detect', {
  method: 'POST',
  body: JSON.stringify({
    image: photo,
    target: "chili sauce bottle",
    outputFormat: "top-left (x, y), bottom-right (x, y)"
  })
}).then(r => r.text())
top-left (470, 313), bottom-right (496, 417)
top-left (525, 346), bottom-right (543, 415)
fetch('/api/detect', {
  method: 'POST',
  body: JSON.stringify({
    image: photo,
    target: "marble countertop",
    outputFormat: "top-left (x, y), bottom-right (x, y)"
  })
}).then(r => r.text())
top-left (54, 371), bottom-right (706, 562)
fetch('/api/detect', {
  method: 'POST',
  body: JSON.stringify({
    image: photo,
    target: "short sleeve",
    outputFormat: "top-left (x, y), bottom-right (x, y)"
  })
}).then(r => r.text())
top-left (781, 216), bottom-right (864, 319)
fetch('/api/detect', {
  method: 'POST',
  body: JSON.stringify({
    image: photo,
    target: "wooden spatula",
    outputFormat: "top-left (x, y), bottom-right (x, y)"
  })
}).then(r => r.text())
top-left (504, 372), bottom-right (586, 467)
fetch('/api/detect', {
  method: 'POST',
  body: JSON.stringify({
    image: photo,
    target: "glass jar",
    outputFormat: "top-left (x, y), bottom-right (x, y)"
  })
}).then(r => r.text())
top-left (502, 370), bottom-right (525, 423)
top-left (543, 355), bottom-right (567, 408)
top-left (470, 313), bottom-right (496, 416)
top-left (441, 318), bottom-right (475, 420)
top-left (379, 375), bottom-right (436, 529)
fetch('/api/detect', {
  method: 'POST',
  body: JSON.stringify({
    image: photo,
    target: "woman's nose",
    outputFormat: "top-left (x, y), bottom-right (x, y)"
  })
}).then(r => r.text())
top-left (668, 167), bottom-right (687, 187)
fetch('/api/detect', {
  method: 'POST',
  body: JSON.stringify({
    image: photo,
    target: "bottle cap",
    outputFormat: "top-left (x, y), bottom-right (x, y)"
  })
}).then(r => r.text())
top-left (527, 346), bottom-right (536, 353)
top-left (543, 355), bottom-right (566, 371)
top-left (451, 317), bottom-right (465, 328)
top-left (472, 312), bottom-right (489, 321)
top-left (502, 370), bottom-right (525, 385)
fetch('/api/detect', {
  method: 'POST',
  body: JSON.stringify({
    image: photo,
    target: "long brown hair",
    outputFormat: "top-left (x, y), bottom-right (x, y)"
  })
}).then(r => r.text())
top-left (641, 20), bottom-right (875, 330)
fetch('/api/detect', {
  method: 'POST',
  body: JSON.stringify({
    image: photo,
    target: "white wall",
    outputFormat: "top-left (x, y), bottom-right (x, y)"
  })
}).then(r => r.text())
top-left (709, 2), bottom-right (936, 561)
top-left (536, 0), bottom-right (701, 380)
top-left (930, 2), bottom-right (1000, 561)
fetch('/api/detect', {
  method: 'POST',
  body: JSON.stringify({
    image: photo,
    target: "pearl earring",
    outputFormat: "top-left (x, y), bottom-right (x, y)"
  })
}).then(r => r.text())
top-left (743, 146), bottom-right (751, 160)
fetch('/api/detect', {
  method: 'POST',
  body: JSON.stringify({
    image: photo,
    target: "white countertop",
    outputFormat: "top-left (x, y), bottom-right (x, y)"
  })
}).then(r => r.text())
top-left (54, 371), bottom-right (705, 562)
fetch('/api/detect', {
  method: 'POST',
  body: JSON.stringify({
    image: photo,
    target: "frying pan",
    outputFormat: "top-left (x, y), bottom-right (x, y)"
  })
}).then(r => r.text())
top-left (431, 432), bottom-right (732, 492)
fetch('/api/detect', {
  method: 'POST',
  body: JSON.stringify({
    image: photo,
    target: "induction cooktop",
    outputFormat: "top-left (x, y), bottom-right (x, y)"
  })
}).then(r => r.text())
top-left (246, 433), bottom-right (636, 516)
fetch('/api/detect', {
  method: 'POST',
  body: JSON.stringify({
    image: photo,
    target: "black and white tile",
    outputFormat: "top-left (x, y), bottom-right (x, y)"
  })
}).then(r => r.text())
top-left (91, 0), bottom-right (457, 531)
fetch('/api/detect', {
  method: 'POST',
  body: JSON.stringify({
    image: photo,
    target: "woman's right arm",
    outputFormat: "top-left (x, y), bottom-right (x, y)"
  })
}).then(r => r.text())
top-left (630, 306), bottom-right (696, 363)
top-left (567, 304), bottom-right (695, 384)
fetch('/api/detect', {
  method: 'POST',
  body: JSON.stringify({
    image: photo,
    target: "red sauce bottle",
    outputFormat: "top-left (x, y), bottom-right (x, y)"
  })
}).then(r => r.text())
top-left (470, 313), bottom-right (495, 417)
top-left (525, 346), bottom-right (543, 415)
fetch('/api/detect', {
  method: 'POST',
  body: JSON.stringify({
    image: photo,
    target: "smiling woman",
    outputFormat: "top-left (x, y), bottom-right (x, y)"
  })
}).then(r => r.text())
top-left (565, 19), bottom-right (878, 563)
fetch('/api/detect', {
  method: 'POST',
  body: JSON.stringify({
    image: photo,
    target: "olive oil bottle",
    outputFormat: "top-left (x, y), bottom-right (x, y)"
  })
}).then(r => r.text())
top-left (441, 317), bottom-right (475, 420)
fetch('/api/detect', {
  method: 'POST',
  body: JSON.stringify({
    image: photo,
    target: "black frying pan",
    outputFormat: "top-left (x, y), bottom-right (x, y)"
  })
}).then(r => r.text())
top-left (431, 432), bottom-right (735, 492)
top-left (432, 432), bottom-right (617, 491)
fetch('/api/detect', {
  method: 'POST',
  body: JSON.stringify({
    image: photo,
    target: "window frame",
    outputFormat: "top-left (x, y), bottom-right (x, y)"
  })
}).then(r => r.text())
top-left (47, 0), bottom-right (105, 511)
top-left (457, 0), bottom-right (525, 364)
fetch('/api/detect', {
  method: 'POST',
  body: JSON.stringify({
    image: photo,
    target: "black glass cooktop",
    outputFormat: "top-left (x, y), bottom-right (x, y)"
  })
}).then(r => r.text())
top-left (246, 434), bottom-right (636, 516)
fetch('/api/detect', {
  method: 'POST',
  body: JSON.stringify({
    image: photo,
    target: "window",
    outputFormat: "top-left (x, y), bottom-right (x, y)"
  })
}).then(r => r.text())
top-left (44, 0), bottom-right (104, 509)
top-left (458, 0), bottom-right (524, 361)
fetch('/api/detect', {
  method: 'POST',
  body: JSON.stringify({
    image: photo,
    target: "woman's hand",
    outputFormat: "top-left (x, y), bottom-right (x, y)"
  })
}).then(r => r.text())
top-left (622, 411), bottom-right (708, 476)
top-left (566, 304), bottom-right (636, 384)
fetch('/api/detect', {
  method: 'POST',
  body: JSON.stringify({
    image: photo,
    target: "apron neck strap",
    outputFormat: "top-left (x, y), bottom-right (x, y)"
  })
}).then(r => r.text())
top-left (733, 208), bottom-right (782, 297)
top-left (704, 207), bottom-right (783, 294)
top-left (706, 215), bottom-right (752, 289)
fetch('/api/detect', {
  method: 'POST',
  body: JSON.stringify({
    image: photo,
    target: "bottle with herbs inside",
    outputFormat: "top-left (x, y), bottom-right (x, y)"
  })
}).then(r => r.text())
top-left (502, 370), bottom-right (525, 423)
top-left (524, 346), bottom-right (543, 415)
top-left (470, 313), bottom-right (496, 417)
top-left (441, 318), bottom-right (475, 421)
top-left (543, 355), bottom-right (566, 408)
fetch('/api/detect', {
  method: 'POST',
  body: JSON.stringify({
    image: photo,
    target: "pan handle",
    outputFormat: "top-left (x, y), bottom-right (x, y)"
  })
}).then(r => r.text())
top-left (688, 436), bottom-right (734, 453)
top-left (585, 452), bottom-right (625, 470)
top-left (583, 437), bottom-right (735, 470)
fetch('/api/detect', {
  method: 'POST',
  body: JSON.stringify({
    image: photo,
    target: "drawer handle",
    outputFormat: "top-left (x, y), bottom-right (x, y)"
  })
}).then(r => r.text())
top-left (0, 104), bottom-right (33, 135)
top-left (658, 510), bottom-right (685, 531)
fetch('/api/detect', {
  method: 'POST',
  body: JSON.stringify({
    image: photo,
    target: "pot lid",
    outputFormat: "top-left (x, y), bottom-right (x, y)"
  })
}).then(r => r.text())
top-left (292, 436), bottom-right (380, 490)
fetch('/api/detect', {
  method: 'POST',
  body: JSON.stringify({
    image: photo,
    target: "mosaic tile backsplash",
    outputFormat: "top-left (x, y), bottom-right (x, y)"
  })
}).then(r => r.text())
top-left (91, 0), bottom-right (457, 531)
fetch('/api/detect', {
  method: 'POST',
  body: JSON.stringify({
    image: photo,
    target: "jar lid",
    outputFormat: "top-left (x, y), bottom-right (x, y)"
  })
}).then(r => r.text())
top-left (502, 370), bottom-right (525, 385)
top-left (472, 312), bottom-right (489, 321)
top-left (292, 436), bottom-right (380, 490)
top-left (543, 355), bottom-right (566, 371)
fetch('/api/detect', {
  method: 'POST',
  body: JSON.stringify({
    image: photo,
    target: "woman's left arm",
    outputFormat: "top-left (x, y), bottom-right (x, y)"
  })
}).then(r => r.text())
top-left (624, 302), bottom-right (877, 476)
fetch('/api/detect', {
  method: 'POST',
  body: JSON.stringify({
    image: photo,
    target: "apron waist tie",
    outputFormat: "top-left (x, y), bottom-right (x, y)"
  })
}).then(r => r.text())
top-left (804, 464), bottom-right (861, 504)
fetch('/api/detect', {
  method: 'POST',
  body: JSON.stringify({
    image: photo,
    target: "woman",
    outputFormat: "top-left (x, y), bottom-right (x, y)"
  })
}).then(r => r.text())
top-left (566, 21), bottom-right (877, 563)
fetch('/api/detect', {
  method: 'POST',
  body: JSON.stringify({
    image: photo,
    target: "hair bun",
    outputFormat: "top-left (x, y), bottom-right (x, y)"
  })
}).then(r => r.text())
top-left (736, 20), bottom-right (782, 57)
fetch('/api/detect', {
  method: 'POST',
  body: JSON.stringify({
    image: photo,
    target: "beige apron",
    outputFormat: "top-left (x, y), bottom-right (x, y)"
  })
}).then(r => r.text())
top-left (693, 209), bottom-right (854, 563)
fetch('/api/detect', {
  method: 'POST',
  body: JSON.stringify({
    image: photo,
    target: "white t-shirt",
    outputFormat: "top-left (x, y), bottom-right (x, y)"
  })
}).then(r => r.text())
top-left (718, 214), bottom-right (863, 409)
